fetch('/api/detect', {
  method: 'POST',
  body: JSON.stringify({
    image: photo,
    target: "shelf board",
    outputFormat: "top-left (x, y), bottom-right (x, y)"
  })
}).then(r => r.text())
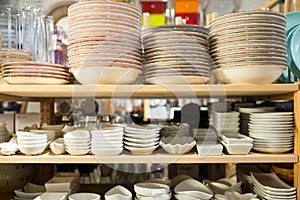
top-left (1, 151), bottom-right (297, 164)
top-left (0, 84), bottom-right (297, 99)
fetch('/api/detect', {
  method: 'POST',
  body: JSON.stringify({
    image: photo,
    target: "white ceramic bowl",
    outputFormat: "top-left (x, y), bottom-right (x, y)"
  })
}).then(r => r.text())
top-left (0, 142), bottom-right (18, 155)
top-left (34, 192), bottom-right (68, 200)
top-left (174, 179), bottom-right (213, 200)
top-left (64, 129), bottom-right (90, 139)
top-left (197, 143), bottom-right (223, 157)
top-left (91, 148), bottom-right (123, 156)
top-left (134, 183), bottom-right (170, 197)
top-left (16, 131), bottom-right (47, 138)
top-left (50, 138), bottom-right (66, 155)
top-left (105, 185), bottom-right (132, 200)
top-left (17, 138), bottom-right (48, 145)
top-left (160, 141), bottom-right (196, 154)
top-left (125, 145), bottom-right (158, 155)
top-left (70, 66), bottom-right (140, 84)
top-left (213, 65), bottom-right (285, 84)
top-left (66, 148), bottom-right (90, 155)
top-left (69, 192), bottom-right (100, 200)
top-left (19, 143), bottom-right (48, 155)
top-left (136, 192), bottom-right (171, 200)
top-left (30, 130), bottom-right (56, 141)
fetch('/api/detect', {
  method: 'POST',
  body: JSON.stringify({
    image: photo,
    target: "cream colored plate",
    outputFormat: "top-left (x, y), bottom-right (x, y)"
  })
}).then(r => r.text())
top-left (1, 65), bottom-right (67, 72)
top-left (213, 56), bottom-right (286, 64)
top-left (145, 46), bottom-right (208, 54)
top-left (2, 76), bottom-right (68, 85)
top-left (68, 23), bottom-right (141, 34)
top-left (70, 57), bottom-right (142, 66)
top-left (71, 53), bottom-right (142, 62)
top-left (210, 48), bottom-right (286, 58)
top-left (147, 57), bottom-right (210, 64)
top-left (68, 28), bottom-right (140, 38)
top-left (2, 72), bottom-right (68, 79)
top-left (209, 28), bottom-right (285, 38)
top-left (2, 61), bottom-right (66, 68)
top-left (145, 51), bottom-right (209, 59)
top-left (69, 61), bottom-right (142, 70)
top-left (146, 70), bottom-right (210, 78)
top-left (146, 75), bottom-right (210, 84)
top-left (68, 49), bottom-right (141, 58)
top-left (146, 65), bottom-right (210, 71)
top-left (145, 60), bottom-right (209, 68)
top-left (2, 69), bottom-right (70, 76)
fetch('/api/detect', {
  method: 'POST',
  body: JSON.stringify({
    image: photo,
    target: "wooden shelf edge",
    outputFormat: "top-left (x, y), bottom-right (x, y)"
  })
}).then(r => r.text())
top-left (0, 84), bottom-right (296, 98)
top-left (0, 152), bottom-right (297, 164)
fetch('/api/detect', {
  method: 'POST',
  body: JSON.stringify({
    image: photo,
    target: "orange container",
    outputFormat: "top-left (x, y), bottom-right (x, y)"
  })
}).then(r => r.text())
top-left (175, 0), bottom-right (199, 13)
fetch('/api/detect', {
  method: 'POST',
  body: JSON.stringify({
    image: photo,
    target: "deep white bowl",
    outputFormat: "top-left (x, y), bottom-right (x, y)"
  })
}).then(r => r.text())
top-left (160, 141), bottom-right (196, 154)
top-left (213, 65), bottom-right (285, 84)
top-left (19, 143), bottom-right (48, 155)
top-left (63, 129), bottom-right (90, 139)
top-left (16, 131), bottom-right (47, 138)
top-left (174, 179), bottom-right (213, 200)
top-left (30, 130), bottom-right (56, 141)
top-left (70, 66), bottom-right (140, 84)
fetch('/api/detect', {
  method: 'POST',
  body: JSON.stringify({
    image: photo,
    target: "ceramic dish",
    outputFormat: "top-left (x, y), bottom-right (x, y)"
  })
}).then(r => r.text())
top-left (197, 143), bottom-right (223, 157)
top-left (174, 179), bottom-right (213, 200)
top-left (134, 182), bottom-right (170, 197)
top-left (220, 141), bottom-right (253, 155)
top-left (105, 185), bottom-right (132, 200)
top-left (124, 145), bottom-right (158, 155)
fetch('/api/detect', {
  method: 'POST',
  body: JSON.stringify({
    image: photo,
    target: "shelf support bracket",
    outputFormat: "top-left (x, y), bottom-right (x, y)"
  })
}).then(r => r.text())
top-left (40, 98), bottom-right (55, 125)
top-left (294, 83), bottom-right (300, 199)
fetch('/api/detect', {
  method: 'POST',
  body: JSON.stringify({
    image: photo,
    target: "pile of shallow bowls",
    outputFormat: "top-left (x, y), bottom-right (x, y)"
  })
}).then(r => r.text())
top-left (209, 10), bottom-right (287, 84)
top-left (63, 129), bottom-right (91, 155)
top-left (16, 131), bottom-right (48, 155)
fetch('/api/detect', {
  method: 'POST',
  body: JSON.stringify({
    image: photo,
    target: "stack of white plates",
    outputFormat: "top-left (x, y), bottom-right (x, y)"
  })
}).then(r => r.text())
top-left (249, 112), bottom-right (294, 153)
top-left (124, 124), bottom-right (161, 155)
top-left (250, 172), bottom-right (296, 200)
top-left (134, 182), bottom-right (171, 200)
top-left (91, 127), bottom-right (123, 156)
top-left (210, 111), bottom-right (240, 136)
top-left (16, 131), bottom-right (48, 155)
top-left (0, 49), bottom-right (31, 64)
top-left (143, 25), bottom-right (210, 84)
top-left (63, 129), bottom-right (91, 155)
top-left (68, 1), bottom-right (142, 84)
top-left (209, 10), bottom-right (286, 84)
top-left (239, 107), bottom-right (276, 136)
top-left (1, 61), bottom-right (70, 85)
top-left (174, 179), bottom-right (213, 200)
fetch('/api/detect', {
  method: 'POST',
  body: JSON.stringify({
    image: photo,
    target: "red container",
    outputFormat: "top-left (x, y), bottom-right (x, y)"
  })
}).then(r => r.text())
top-left (175, 13), bottom-right (199, 24)
top-left (141, 1), bottom-right (166, 13)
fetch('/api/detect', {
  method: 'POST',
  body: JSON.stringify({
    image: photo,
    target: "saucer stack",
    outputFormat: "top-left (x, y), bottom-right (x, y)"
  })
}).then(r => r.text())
top-left (124, 124), bottom-right (161, 155)
top-left (211, 111), bottom-right (240, 136)
top-left (1, 61), bottom-right (70, 85)
top-left (143, 25), bottom-right (210, 84)
top-left (91, 127), bottom-right (124, 156)
top-left (209, 10), bottom-right (286, 84)
top-left (68, 1), bottom-right (142, 84)
top-left (239, 107), bottom-right (276, 136)
top-left (64, 129), bottom-right (91, 155)
top-left (249, 112), bottom-right (294, 153)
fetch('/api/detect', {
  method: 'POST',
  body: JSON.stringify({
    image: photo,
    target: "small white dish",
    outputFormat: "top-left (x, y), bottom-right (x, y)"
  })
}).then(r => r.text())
top-left (125, 145), bottom-right (158, 155)
top-left (160, 140), bottom-right (196, 154)
top-left (197, 143), bottom-right (223, 157)
top-left (174, 179), bottom-right (213, 200)
top-left (14, 183), bottom-right (46, 199)
top-left (34, 192), bottom-right (68, 200)
top-left (0, 142), bottom-right (18, 155)
top-left (105, 185), bottom-right (132, 200)
top-left (19, 143), bottom-right (48, 155)
top-left (63, 129), bottom-right (90, 139)
top-left (220, 141), bottom-right (253, 155)
top-left (134, 182), bottom-right (170, 197)
top-left (221, 134), bottom-right (253, 144)
top-left (50, 138), bottom-right (66, 155)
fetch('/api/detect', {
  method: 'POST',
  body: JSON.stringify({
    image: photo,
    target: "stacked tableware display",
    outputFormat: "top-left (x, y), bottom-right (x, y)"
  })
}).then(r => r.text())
top-left (68, 1), bottom-right (143, 84)
top-left (239, 107), bottom-right (276, 136)
top-left (1, 61), bottom-right (70, 85)
top-left (210, 111), bottom-right (240, 136)
top-left (91, 127), bottom-right (124, 156)
top-left (250, 172), bottom-right (296, 199)
top-left (134, 182), bottom-right (171, 200)
top-left (174, 179), bottom-right (213, 200)
top-left (124, 124), bottom-right (161, 155)
top-left (16, 131), bottom-right (48, 155)
top-left (209, 10), bottom-right (287, 84)
top-left (281, 11), bottom-right (300, 82)
top-left (249, 112), bottom-right (294, 153)
top-left (142, 25), bottom-right (211, 84)
top-left (63, 129), bottom-right (91, 155)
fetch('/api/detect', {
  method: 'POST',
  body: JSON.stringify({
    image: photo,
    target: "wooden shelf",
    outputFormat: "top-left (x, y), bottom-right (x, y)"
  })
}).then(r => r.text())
top-left (1, 151), bottom-right (297, 164)
top-left (0, 84), bottom-right (297, 99)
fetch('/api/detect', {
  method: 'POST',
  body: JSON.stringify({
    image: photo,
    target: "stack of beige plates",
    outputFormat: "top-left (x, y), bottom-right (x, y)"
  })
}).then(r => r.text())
top-left (1, 61), bottom-right (70, 85)
top-left (68, 1), bottom-right (143, 84)
top-left (209, 10), bottom-right (287, 84)
top-left (143, 25), bottom-right (210, 84)
top-left (0, 49), bottom-right (31, 64)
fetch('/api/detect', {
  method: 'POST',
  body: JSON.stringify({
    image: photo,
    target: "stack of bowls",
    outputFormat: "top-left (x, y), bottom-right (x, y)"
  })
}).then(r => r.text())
top-left (90, 127), bottom-right (124, 156)
top-left (281, 11), bottom-right (300, 81)
top-left (63, 129), bottom-right (91, 155)
top-left (174, 179), bottom-right (213, 200)
top-left (249, 112), bottom-right (294, 153)
top-left (124, 124), bottom-right (161, 155)
top-left (134, 182), bottom-right (171, 200)
top-left (16, 131), bottom-right (48, 155)
top-left (239, 107), bottom-right (276, 136)
top-left (143, 25), bottom-right (210, 84)
top-left (68, 1), bottom-right (142, 84)
top-left (209, 10), bottom-right (286, 84)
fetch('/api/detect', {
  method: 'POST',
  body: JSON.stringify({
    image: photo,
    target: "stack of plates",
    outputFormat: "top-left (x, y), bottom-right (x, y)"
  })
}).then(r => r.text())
top-left (134, 182), bottom-right (171, 200)
top-left (239, 107), bottom-right (276, 136)
top-left (282, 12), bottom-right (300, 81)
top-left (142, 25), bottom-right (210, 84)
top-left (68, 1), bottom-right (142, 84)
top-left (209, 10), bottom-right (286, 84)
top-left (124, 124), bottom-right (161, 155)
top-left (210, 111), bottom-right (240, 136)
top-left (91, 128), bottom-right (123, 156)
top-left (63, 129), bottom-right (91, 155)
top-left (250, 172), bottom-right (296, 199)
top-left (249, 112), bottom-right (294, 153)
top-left (1, 61), bottom-right (70, 85)
top-left (0, 49), bottom-right (31, 64)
